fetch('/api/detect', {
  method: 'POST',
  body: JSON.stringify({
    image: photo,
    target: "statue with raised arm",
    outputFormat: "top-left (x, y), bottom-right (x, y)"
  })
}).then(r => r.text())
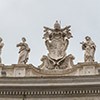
top-left (39, 21), bottom-right (75, 70)
top-left (16, 37), bottom-right (30, 64)
top-left (0, 37), bottom-right (4, 64)
top-left (81, 36), bottom-right (96, 62)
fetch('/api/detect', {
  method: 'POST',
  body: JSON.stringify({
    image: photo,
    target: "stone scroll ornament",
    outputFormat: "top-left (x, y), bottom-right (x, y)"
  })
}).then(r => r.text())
top-left (16, 37), bottom-right (30, 64)
top-left (39, 21), bottom-right (75, 70)
top-left (80, 36), bottom-right (96, 62)
top-left (0, 37), bottom-right (4, 64)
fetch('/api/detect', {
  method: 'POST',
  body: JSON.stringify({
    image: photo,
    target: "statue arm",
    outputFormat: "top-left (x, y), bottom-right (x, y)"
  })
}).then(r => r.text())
top-left (91, 43), bottom-right (96, 50)
top-left (80, 42), bottom-right (87, 50)
top-left (16, 42), bottom-right (23, 47)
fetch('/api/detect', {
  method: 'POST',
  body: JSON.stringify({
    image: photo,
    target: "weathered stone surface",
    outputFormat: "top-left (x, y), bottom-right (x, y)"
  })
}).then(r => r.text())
top-left (0, 62), bottom-right (100, 77)
top-left (81, 36), bottom-right (96, 62)
top-left (0, 37), bottom-right (4, 64)
top-left (16, 37), bottom-right (30, 64)
top-left (24, 97), bottom-right (100, 100)
top-left (0, 59), bottom-right (99, 100)
top-left (0, 22), bottom-right (99, 100)
top-left (40, 21), bottom-right (74, 70)
top-left (0, 75), bottom-right (100, 99)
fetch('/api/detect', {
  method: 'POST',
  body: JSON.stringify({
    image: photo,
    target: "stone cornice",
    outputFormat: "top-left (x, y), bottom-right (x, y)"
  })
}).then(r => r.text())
top-left (0, 75), bottom-right (100, 98)
top-left (0, 75), bottom-right (100, 86)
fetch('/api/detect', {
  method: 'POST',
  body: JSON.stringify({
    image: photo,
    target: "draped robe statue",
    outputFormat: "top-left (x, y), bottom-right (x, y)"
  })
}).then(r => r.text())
top-left (16, 37), bottom-right (30, 64)
top-left (81, 36), bottom-right (96, 62)
top-left (0, 37), bottom-right (4, 64)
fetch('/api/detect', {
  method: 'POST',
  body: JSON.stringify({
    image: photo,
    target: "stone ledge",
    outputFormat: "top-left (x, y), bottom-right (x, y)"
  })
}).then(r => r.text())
top-left (0, 75), bottom-right (100, 86)
top-left (0, 62), bottom-right (100, 76)
top-left (0, 75), bottom-right (100, 98)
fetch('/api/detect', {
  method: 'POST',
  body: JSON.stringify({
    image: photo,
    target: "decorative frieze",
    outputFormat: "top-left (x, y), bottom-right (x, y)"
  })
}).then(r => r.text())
top-left (0, 76), bottom-right (100, 98)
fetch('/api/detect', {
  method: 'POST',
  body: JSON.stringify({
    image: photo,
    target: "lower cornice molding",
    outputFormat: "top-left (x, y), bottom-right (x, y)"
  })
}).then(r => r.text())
top-left (0, 75), bottom-right (100, 98)
top-left (0, 85), bottom-right (100, 97)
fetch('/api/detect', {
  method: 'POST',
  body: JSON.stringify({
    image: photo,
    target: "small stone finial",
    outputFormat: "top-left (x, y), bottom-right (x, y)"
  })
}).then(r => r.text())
top-left (0, 37), bottom-right (4, 64)
top-left (54, 20), bottom-right (61, 30)
top-left (80, 36), bottom-right (96, 62)
top-left (16, 37), bottom-right (30, 64)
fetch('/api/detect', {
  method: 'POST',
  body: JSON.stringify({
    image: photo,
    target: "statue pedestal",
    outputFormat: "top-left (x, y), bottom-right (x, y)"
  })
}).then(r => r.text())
top-left (14, 64), bottom-right (26, 77)
top-left (13, 64), bottom-right (34, 77)
top-left (0, 62), bottom-right (100, 77)
top-left (76, 62), bottom-right (99, 75)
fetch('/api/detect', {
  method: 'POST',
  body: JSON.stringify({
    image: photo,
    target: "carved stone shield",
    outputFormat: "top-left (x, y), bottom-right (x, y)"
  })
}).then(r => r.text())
top-left (40, 21), bottom-right (75, 70)
top-left (47, 38), bottom-right (67, 60)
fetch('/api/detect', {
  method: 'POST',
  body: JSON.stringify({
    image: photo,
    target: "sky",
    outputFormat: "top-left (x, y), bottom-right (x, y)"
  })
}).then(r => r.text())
top-left (0, 0), bottom-right (100, 67)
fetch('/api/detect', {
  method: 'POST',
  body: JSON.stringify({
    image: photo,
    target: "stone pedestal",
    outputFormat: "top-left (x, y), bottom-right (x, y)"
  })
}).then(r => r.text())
top-left (0, 62), bottom-right (100, 77)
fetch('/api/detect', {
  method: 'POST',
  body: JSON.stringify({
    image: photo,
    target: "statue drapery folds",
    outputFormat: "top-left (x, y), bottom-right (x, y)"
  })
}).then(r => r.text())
top-left (0, 37), bottom-right (4, 64)
top-left (81, 36), bottom-right (96, 62)
top-left (16, 37), bottom-right (30, 64)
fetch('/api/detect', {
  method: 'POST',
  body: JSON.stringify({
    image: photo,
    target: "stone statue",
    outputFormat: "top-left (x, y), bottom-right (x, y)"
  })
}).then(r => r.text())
top-left (81, 36), bottom-right (96, 62)
top-left (16, 37), bottom-right (30, 64)
top-left (0, 37), bottom-right (4, 64)
top-left (39, 21), bottom-right (75, 70)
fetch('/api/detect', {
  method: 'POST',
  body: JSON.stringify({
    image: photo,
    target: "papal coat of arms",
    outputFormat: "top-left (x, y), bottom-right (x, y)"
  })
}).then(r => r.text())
top-left (39, 21), bottom-right (75, 70)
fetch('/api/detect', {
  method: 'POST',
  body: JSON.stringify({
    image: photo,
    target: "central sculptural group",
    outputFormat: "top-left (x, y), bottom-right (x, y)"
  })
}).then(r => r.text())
top-left (0, 21), bottom-right (96, 70)
top-left (40, 21), bottom-right (75, 69)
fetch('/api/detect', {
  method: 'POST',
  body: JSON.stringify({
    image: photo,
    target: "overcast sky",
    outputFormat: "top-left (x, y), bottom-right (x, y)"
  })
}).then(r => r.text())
top-left (0, 0), bottom-right (100, 67)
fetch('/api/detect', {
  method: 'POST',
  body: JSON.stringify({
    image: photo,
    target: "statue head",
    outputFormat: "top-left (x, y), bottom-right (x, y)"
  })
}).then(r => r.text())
top-left (22, 37), bottom-right (26, 42)
top-left (85, 36), bottom-right (91, 42)
top-left (54, 20), bottom-right (61, 30)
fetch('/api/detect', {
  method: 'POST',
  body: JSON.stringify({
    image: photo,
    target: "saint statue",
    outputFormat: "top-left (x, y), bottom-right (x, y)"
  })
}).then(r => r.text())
top-left (39, 21), bottom-right (75, 69)
top-left (81, 36), bottom-right (96, 62)
top-left (16, 37), bottom-right (30, 64)
top-left (0, 37), bottom-right (4, 64)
